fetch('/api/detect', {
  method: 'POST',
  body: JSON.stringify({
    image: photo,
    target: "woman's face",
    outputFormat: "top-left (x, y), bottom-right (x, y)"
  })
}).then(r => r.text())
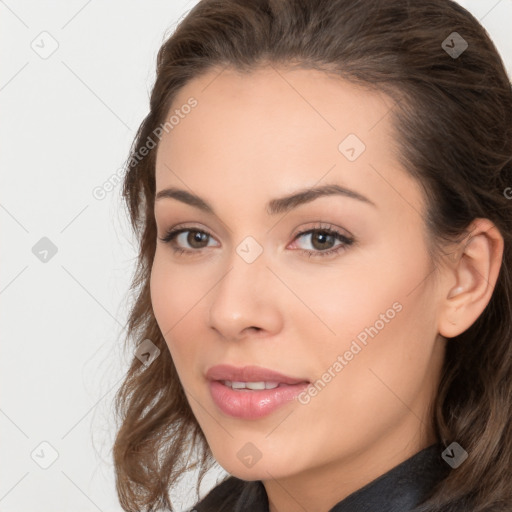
top-left (151, 66), bottom-right (447, 488)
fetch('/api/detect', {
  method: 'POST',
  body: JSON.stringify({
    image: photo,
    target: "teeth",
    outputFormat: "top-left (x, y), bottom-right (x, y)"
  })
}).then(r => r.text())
top-left (223, 380), bottom-right (280, 390)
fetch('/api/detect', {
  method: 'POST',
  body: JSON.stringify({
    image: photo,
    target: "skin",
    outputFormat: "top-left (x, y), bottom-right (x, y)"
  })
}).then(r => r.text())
top-left (150, 66), bottom-right (503, 512)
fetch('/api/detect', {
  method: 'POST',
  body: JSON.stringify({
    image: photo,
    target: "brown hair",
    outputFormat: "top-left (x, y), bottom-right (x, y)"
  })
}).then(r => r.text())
top-left (113, 0), bottom-right (512, 510)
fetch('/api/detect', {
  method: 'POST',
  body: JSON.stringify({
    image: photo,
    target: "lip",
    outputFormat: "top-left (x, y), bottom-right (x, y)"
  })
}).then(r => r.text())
top-left (206, 364), bottom-right (310, 419)
top-left (205, 364), bottom-right (309, 385)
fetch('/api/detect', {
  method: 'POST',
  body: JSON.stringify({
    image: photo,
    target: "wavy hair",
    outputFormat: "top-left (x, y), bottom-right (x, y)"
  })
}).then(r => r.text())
top-left (112, 0), bottom-right (512, 510)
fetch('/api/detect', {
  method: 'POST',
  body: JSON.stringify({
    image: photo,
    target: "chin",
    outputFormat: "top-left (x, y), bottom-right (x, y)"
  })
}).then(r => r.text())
top-left (217, 451), bottom-right (295, 481)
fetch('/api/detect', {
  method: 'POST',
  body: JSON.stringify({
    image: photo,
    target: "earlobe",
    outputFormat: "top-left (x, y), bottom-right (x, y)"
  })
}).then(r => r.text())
top-left (438, 218), bottom-right (504, 339)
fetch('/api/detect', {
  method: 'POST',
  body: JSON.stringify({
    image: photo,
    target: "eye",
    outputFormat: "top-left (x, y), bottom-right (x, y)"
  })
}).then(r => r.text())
top-left (289, 224), bottom-right (354, 258)
top-left (158, 222), bottom-right (354, 259)
top-left (158, 226), bottom-right (219, 255)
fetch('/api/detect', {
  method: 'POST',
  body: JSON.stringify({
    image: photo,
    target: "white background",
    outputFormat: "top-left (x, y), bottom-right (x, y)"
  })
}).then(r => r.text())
top-left (1, 1), bottom-right (511, 511)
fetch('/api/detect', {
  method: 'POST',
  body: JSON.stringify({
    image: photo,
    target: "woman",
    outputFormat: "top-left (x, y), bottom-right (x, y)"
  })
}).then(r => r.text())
top-left (112, 0), bottom-right (512, 510)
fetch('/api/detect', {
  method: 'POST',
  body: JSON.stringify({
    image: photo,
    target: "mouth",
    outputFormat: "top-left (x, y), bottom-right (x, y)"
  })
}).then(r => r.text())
top-left (206, 365), bottom-right (311, 419)
top-left (218, 380), bottom-right (301, 390)
top-left (205, 364), bottom-right (310, 387)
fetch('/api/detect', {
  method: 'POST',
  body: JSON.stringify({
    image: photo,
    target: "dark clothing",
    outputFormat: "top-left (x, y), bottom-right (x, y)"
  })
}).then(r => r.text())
top-left (192, 442), bottom-right (451, 512)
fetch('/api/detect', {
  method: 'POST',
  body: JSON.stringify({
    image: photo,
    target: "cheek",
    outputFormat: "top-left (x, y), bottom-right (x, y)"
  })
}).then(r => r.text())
top-left (150, 251), bottom-right (209, 329)
top-left (311, 236), bottom-right (433, 343)
top-left (288, 236), bottom-right (435, 375)
top-left (150, 254), bottom-right (195, 359)
top-left (291, 241), bottom-right (439, 420)
top-left (150, 251), bottom-right (217, 382)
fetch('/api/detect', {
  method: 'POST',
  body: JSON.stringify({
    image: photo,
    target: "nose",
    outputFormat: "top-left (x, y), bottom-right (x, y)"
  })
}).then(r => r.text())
top-left (208, 249), bottom-right (283, 342)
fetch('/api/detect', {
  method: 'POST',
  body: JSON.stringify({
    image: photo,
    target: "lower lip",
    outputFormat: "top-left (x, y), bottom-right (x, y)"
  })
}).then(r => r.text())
top-left (208, 380), bottom-right (310, 419)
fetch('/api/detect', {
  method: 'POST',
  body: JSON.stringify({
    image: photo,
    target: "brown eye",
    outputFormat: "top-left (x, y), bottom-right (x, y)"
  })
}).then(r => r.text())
top-left (290, 226), bottom-right (354, 258)
top-left (187, 230), bottom-right (210, 248)
top-left (310, 231), bottom-right (336, 251)
top-left (159, 227), bottom-right (219, 254)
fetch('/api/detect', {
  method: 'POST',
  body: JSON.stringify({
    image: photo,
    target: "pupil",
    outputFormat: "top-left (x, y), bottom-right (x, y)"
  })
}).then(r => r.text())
top-left (312, 232), bottom-right (334, 250)
top-left (189, 231), bottom-right (208, 248)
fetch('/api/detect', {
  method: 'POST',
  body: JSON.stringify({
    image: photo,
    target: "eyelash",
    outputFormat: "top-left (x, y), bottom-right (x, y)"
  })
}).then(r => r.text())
top-left (159, 223), bottom-right (354, 258)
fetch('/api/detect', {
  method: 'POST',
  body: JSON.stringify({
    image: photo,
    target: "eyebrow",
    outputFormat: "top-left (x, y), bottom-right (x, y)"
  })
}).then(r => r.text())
top-left (155, 183), bottom-right (376, 215)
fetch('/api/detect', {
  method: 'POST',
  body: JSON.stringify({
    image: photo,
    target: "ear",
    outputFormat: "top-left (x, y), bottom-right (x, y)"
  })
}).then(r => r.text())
top-left (438, 218), bottom-right (504, 338)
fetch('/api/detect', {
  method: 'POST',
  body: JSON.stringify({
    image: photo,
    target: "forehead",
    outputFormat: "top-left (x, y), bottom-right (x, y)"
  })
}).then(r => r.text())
top-left (154, 65), bottom-right (422, 216)
top-left (157, 65), bottom-right (395, 162)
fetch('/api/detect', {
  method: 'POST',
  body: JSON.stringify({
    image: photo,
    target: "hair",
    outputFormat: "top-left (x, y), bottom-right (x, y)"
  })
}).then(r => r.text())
top-left (112, 0), bottom-right (512, 510)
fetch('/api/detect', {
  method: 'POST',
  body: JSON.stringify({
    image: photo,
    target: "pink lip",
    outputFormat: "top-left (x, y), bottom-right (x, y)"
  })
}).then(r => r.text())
top-left (205, 364), bottom-right (309, 385)
top-left (206, 364), bottom-right (310, 419)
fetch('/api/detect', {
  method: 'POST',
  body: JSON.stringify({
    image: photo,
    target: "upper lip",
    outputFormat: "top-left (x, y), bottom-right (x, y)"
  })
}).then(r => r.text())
top-left (206, 364), bottom-right (310, 384)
